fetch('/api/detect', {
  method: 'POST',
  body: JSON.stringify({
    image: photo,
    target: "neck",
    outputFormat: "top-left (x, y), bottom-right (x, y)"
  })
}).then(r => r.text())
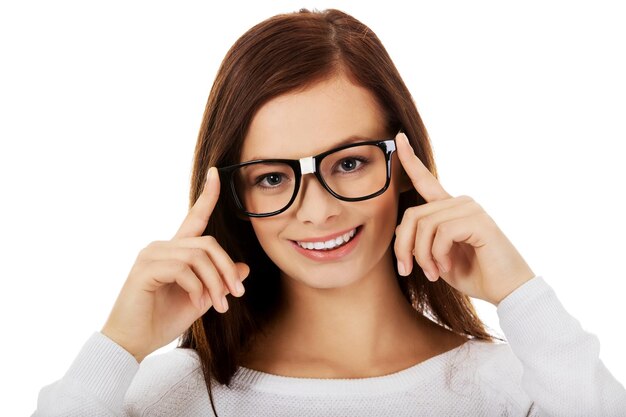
top-left (242, 247), bottom-right (457, 378)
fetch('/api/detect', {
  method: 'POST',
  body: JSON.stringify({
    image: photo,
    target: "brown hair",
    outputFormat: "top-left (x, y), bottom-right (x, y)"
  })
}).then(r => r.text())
top-left (178, 8), bottom-right (501, 416)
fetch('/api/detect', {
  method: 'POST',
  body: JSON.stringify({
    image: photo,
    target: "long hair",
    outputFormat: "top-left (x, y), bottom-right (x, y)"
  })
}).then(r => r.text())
top-left (178, 8), bottom-right (501, 416)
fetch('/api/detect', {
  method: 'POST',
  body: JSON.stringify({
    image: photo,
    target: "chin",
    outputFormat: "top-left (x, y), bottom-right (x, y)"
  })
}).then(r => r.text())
top-left (281, 263), bottom-right (365, 290)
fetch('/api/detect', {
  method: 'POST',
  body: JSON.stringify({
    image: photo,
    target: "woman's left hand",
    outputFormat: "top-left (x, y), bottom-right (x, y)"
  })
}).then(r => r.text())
top-left (393, 132), bottom-right (536, 306)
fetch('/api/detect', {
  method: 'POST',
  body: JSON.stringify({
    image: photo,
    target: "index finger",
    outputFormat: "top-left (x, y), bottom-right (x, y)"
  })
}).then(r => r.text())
top-left (395, 132), bottom-right (451, 203)
top-left (173, 166), bottom-right (220, 239)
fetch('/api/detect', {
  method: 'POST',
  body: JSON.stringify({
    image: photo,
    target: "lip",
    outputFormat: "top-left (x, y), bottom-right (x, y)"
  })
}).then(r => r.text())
top-left (290, 225), bottom-right (363, 261)
top-left (292, 226), bottom-right (360, 243)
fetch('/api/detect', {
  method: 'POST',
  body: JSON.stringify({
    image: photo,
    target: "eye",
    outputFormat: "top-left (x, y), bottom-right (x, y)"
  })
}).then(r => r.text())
top-left (256, 173), bottom-right (285, 188)
top-left (338, 157), bottom-right (367, 173)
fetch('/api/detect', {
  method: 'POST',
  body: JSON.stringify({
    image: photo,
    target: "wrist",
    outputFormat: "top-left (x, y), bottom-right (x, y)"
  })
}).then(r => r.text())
top-left (100, 326), bottom-right (146, 364)
top-left (492, 269), bottom-right (536, 306)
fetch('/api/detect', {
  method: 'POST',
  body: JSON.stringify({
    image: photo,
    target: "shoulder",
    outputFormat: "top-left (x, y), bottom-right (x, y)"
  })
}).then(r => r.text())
top-left (123, 347), bottom-right (207, 414)
top-left (465, 338), bottom-right (523, 380)
top-left (453, 338), bottom-right (532, 409)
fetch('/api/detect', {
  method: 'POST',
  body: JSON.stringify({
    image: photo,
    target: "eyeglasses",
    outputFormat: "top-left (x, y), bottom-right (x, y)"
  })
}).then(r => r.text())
top-left (217, 135), bottom-right (398, 217)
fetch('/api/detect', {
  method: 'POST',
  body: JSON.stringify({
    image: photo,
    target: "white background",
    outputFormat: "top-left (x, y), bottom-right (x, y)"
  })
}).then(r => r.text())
top-left (1, 0), bottom-right (624, 414)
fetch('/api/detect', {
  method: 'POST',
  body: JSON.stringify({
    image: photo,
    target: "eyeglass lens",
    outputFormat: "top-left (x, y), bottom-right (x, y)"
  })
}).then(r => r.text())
top-left (232, 144), bottom-right (387, 215)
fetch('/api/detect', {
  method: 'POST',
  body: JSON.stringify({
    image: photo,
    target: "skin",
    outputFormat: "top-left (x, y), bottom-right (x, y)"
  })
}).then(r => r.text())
top-left (237, 73), bottom-right (475, 378)
top-left (100, 70), bottom-right (534, 371)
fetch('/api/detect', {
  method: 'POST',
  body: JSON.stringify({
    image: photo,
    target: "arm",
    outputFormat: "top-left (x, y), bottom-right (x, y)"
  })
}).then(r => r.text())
top-left (497, 276), bottom-right (626, 416)
top-left (32, 331), bottom-right (139, 417)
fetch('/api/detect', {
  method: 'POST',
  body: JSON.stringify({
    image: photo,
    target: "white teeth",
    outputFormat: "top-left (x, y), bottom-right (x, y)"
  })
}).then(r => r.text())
top-left (297, 228), bottom-right (358, 251)
top-left (323, 238), bottom-right (337, 248)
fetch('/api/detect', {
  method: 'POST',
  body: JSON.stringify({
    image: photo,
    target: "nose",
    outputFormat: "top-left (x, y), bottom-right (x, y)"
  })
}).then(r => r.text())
top-left (293, 173), bottom-right (341, 225)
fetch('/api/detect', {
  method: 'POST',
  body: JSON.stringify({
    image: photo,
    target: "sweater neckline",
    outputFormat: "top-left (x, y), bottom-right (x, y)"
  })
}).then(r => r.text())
top-left (231, 339), bottom-right (475, 396)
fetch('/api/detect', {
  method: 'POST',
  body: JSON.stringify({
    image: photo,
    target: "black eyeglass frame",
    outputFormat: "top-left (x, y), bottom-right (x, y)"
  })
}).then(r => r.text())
top-left (217, 136), bottom-right (398, 218)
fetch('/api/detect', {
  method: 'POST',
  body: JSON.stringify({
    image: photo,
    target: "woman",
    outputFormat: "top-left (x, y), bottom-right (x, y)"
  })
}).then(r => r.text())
top-left (33, 8), bottom-right (626, 417)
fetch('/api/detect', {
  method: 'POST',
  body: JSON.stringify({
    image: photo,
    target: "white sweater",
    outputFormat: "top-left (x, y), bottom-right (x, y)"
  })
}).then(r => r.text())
top-left (32, 276), bottom-right (626, 416)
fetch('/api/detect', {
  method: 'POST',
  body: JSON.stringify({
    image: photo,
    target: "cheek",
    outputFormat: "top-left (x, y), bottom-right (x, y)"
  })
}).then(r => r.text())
top-left (380, 195), bottom-right (400, 228)
top-left (362, 192), bottom-right (400, 236)
top-left (378, 183), bottom-right (402, 231)
top-left (249, 219), bottom-right (281, 252)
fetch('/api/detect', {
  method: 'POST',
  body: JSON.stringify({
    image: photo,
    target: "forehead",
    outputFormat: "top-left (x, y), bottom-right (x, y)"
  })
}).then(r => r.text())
top-left (240, 74), bottom-right (388, 162)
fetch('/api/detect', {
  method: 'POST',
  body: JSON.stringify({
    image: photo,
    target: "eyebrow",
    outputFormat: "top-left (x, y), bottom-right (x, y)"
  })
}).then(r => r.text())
top-left (246, 134), bottom-right (374, 161)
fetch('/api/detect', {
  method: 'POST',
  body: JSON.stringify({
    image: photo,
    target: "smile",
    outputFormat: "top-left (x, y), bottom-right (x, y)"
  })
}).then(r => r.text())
top-left (296, 228), bottom-right (357, 251)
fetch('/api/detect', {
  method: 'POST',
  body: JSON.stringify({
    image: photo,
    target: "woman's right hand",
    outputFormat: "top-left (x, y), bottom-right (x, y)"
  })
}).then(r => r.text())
top-left (101, 166), bottom-right (249, 363)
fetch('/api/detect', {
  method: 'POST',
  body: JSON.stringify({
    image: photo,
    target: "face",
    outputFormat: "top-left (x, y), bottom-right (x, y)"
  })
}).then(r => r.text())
top-left (240, 73), bottom-right (409, 290)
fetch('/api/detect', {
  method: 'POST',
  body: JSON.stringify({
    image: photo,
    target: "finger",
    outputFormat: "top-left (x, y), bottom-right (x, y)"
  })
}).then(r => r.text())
top-left (181, 247), bottom-right (231, 313)
top-left (394, 208), bottom-right (419, 276)
top-left (394, 132), bottom-right (451, 203)
top-left (138, 259), bottom-right (206, 310)
top-left (202, 238), bottom-right (248, 298)
top-left (236, 263), bottom-right (251, 282)
top-left (142, 242), bottom-right (228, 313)
top-left (412, 199), bottom-right (479, 280)
top-left (394, 196), bottom-right (471, 276)
top-left (146, 244), bottom-right (230, 312)
top-left (173, 167), bottom-right (221, 240)
top-left (176, 235), bottom-right (247, 297)
top-left (430, 217), bottom-right (469, 278)
top-left (431, 210), bottom-right (491, 274)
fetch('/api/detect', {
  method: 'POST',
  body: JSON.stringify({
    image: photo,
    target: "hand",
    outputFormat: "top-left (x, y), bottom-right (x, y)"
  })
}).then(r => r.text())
top-left (393, 132), bottom-right (535, 306)
top-left (101, 167), bottom-right (250, 363)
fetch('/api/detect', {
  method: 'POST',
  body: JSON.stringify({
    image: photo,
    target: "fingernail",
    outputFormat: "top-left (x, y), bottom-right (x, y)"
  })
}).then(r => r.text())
top-left (235, 280), bottom-right (245, 296)
top-left (424, 269), bottom-right (434, 281)
top-left (397, 261), bottom-right (406, 276)
top-left (239, 266), bottom-right (249, 281)
top-left (221, 294), bottom-right (229, 310)
top-left (436, 261), bottom-right (447, 274)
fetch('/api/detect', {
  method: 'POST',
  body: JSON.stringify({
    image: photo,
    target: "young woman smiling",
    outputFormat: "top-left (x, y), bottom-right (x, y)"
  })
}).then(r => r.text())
top-left (33, 8), bottom-right (626, 417)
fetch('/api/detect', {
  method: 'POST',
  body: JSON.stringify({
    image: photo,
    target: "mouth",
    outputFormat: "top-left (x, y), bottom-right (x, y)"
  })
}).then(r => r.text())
top-left (291, 225), bottom-right (363, 252)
